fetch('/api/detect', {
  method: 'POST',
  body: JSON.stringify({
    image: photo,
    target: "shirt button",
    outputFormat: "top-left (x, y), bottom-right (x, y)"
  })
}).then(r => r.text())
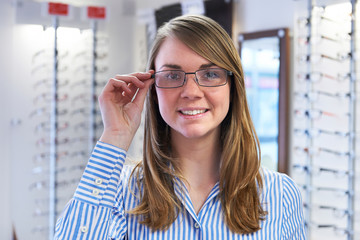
top-left (92, 189), bottom-right (99, 196)
top-left (194, 222), bottom-right (200, 229)
top-left (80, 226), bottom-right (88, 233)
top-left (95, 178), bottom-right (103, 185)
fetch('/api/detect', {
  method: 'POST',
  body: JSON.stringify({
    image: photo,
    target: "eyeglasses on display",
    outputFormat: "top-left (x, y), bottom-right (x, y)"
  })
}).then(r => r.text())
top-left (297, 71), bottom-right (350, 83)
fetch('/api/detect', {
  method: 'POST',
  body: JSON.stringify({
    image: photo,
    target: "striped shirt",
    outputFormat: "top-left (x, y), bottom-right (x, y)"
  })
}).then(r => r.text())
top-left (55, 141), bottom-right (306, 239)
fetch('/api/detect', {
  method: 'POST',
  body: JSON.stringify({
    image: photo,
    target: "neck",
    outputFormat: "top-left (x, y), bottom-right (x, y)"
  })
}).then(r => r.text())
top-left (171, 130), bottom-right (221, 189)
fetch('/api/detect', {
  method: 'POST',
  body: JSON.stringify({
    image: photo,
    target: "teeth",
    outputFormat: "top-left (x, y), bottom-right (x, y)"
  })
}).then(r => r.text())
top-left (181, 110), bottom-right (206, 115)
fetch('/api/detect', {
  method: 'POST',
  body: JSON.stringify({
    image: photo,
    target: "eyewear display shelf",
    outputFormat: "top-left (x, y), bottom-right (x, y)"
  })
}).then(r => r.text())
top-left (27, 17), bottom-right (108, 239)
top-left (292, 0), bottom-right (359, 240)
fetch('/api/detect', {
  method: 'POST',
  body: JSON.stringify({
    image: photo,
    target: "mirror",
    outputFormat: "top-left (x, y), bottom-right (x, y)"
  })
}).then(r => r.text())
top-left (239, 28), bottom-right (289, 173)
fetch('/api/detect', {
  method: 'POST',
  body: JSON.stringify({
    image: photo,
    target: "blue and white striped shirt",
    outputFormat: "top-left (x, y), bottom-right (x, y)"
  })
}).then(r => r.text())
top-left (55, 141), bottom-right (306, 239)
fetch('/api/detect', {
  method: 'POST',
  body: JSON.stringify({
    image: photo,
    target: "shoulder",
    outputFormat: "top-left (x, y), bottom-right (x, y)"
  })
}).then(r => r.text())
top-left (259, 167), bottom-right (303, 203)
top-left (259, 168), bottom-right (306, 237)
top-left (260, 167), bottom-right (300, 190)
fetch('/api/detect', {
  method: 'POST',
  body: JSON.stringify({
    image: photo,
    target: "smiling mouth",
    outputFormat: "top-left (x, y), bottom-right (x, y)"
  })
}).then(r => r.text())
top-left (180, 109), bottom-right (207, 116)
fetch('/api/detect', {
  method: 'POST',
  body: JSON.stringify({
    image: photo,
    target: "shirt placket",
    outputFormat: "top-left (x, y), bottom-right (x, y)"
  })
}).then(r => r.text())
top-left (173, 177), bottom-right (221, 240)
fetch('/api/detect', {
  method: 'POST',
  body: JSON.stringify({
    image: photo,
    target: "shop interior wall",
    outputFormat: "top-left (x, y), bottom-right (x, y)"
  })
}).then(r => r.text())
top-left (0, 1), bottom-right (14, 240)
top-left (0, 0), bottom-right (313, 239)
top-left (234, 0), bottom-right (304, 33)
top-left (0, 0), bottom-right (306, 239)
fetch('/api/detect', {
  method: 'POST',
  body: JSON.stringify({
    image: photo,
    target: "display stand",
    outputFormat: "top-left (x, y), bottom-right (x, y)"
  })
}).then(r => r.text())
top-left (24, 4), bottom-right (108, 239)
top-left (293, 1), bottom-right (358, 239)
top-left (89, 19), bottom-right (98, 153)
top-left (347, 1), bottom-right (356, 238)
top-left (48, 15), bottom-right (59, 240)
top-left (303, 2), bottom-right (313, 238)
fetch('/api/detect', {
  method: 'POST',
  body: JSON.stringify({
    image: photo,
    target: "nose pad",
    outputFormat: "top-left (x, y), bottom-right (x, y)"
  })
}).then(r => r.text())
top-left (183, 73), bottom-right (198, 87)
top-left (181, 74), bottom-right (203, 98)
top-left (182, 75), bottom-right (199, 89)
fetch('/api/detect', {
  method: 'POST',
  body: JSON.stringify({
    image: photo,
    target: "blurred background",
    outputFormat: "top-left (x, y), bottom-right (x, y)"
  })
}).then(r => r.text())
top-left (0, 0), bottom-right (359, 239)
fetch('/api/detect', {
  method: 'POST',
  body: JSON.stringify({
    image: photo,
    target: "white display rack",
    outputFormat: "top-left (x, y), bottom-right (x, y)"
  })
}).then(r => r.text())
top-left (27, 17), bottom-right (108, 239)
top-left (292, 0), bottom-right (359, 239)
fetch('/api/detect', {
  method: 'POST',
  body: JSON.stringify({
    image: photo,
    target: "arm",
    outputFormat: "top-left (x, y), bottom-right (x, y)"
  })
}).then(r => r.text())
top-left (54, 141), bottom-right (127, 239)
top-left (55, 71), bottom-right (154, 239)
top-left (281, 175), bottom-right (307, 240)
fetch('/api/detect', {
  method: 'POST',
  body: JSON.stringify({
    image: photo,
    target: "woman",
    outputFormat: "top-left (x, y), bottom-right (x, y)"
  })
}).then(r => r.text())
top-left (55, 15), bottom-right (305, 239)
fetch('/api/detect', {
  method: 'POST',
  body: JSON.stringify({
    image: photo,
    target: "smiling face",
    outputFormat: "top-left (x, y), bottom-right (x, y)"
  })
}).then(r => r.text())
top-left (154, 37), bottom-right (231, 142)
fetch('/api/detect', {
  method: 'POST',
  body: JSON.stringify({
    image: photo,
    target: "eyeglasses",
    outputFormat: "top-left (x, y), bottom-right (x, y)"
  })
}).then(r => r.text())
top-left (297, 72), bottom-right (350, 83)
top-left (308, 223), bottom-right (352, 237)
top-left (294, 146), bottom-right (352, 158)
top-left (294, 90), bottom-right (351, 103)
top-left (297, 52), bottom-right (351, 64)
top-left (301, 185), bottom-right (353, 198)
top-left (297, 34), bottom-right (351, 46)
top-left (293, 164), bottom-right (350, 178)
top-left (152, 68), bottom-right (232, 89)
top-left (294, 128), bottom-right (352, 138)
top-left (294, 108), bottom-right (341, 120)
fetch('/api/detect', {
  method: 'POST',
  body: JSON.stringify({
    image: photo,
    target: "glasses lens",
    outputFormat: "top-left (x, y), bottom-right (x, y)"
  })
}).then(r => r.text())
top-left (155, 70), bottom-right (184, 88)
top-left (196, 68), bottom-right (227, 87)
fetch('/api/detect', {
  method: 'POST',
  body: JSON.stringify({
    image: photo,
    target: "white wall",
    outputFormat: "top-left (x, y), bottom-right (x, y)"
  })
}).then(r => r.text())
top-left (0, 0), bottom-right (14, 239)
top-left (234, 0), bottom-right (306, 33)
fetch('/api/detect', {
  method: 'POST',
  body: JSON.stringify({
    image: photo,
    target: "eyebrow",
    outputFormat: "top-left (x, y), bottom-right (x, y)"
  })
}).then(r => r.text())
top-left (159, 64), bottom-right (182, 70)
top-left (199, 63), bottom-right (216, 69)
top-left (159, 63), bottom-right (217, 71)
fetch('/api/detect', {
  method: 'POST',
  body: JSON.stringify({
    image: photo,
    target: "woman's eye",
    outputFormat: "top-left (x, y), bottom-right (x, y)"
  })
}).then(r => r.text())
top-left (204, 71), bottom-right (220, 79)
top-left (166, 72), bottom-right (181, 80)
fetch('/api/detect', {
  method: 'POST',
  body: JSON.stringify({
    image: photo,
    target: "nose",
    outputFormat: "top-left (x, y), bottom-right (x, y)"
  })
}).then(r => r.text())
top-left (180, 74), bottom-right (204, 99)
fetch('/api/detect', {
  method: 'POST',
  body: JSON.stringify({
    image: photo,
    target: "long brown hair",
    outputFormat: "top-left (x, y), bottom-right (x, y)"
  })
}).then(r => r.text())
top-left (129, 14), bottom-right (266, 234)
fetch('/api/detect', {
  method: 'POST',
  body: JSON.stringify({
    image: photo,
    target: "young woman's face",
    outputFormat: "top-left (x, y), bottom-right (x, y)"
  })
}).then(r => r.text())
top-left (154, 37), bottom-right (231, 141)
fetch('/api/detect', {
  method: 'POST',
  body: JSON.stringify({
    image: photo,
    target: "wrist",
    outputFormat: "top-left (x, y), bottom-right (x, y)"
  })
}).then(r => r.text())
top-left (99, 131), bottom-right (133, 150)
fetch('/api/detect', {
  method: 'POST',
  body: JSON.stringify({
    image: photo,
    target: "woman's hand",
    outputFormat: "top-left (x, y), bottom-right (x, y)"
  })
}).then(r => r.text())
top-left (98, 71), bottom-right (154, 150)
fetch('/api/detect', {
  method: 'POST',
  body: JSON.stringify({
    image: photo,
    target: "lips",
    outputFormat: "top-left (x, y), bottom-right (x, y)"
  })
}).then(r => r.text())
top-left (180, 109), bottom-right (207, 116)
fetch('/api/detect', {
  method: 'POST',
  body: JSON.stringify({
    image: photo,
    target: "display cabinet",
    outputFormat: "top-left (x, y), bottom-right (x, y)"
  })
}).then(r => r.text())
top-left (292, 1), bottom-right (359, 239)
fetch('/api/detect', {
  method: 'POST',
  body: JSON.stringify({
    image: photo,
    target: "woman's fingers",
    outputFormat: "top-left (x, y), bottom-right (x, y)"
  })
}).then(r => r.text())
top-left (118, 71), bottom-right (154, 97)
top-left (100, 71), bottom-right (153, 104)
top-left (131, 76), bottom-right (154, 108)
top-left (124, 70), bottom-right (154, 107)
top-left (112, 78), bottom-right (134, 98)
top-left (113, 72), bottom-right (151, 88)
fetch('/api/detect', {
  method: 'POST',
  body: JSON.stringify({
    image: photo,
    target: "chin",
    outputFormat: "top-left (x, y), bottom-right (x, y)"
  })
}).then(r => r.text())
top-left (177, 128), bottom-right (213, 140)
